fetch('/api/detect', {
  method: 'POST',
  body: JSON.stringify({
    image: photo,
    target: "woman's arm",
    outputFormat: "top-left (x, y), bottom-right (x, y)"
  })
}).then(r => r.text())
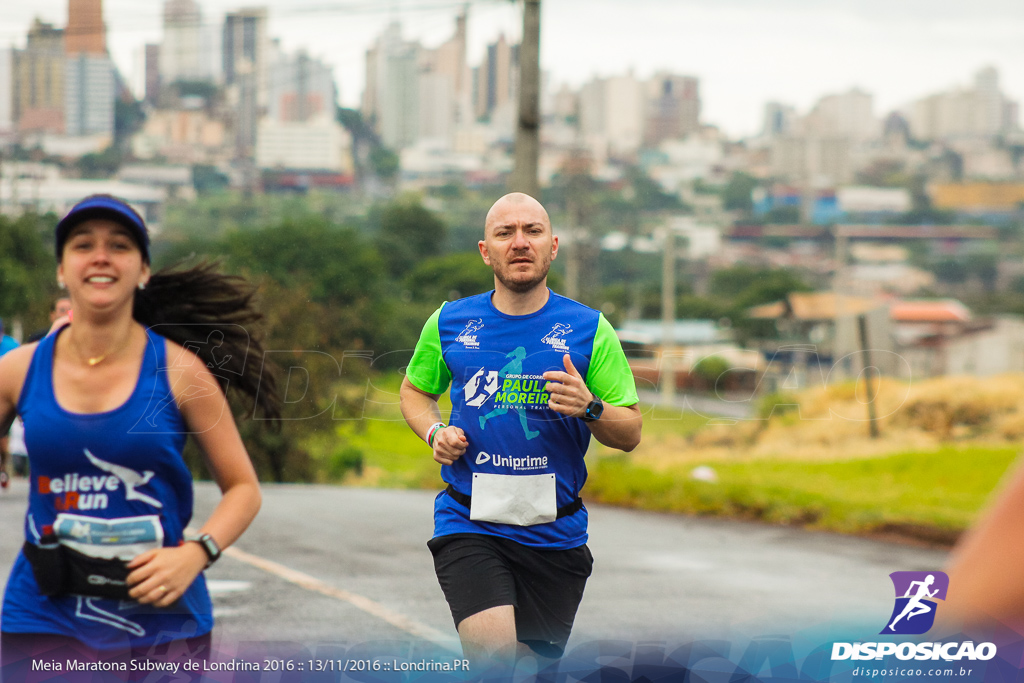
top-left (127, 341), bottom-right (261, 607)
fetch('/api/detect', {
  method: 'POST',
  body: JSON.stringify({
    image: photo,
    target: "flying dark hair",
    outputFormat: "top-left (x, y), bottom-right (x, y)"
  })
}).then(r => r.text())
top-left (133, 260), bottom-right (281, 426)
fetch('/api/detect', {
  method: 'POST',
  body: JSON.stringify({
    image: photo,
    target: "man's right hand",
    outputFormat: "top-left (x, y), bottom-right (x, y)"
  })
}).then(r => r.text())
top-left (433, 426), bottom-right (468, 465)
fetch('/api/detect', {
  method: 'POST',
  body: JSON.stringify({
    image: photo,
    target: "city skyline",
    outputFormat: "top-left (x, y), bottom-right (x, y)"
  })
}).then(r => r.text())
top-left (1, 0), bottom-right (1023, 138)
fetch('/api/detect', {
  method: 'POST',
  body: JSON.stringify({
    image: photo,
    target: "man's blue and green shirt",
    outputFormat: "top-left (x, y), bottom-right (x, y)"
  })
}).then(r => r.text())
top-left (406, 290), bottom-right (638, 550)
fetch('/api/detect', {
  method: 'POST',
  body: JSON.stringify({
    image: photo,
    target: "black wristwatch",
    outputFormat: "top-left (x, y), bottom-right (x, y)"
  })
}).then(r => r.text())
top-left (582, 395), bottom-right (604, 422)
top-left (187, 533), bottom-right (221, 568)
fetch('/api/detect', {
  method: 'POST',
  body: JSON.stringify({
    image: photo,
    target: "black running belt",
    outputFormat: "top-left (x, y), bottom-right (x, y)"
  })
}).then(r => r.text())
top-left (445, 484), bottom-right (584, 520)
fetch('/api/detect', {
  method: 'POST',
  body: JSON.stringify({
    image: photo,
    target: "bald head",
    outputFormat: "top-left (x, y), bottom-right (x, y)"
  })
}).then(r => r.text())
top-left (478, 192), bottom-right (558, 296)
top-left (484, 192), bottom-right (550, 236)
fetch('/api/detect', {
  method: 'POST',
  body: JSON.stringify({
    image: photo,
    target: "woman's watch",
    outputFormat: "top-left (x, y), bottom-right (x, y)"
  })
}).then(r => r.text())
top-left (186, 533), bottom-right (221, 568)
top-left (582, 396), bottom-right (604, 422)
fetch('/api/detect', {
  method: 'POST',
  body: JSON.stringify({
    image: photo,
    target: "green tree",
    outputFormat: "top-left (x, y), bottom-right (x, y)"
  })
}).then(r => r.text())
top-left (369, 146), bottom-right (400, 182)
top-left (404, 252), bottom-right (493, 304)
top-left (764, 205), bottom-right (801, 224)
top-left (167, 217), bottom-right (395, 482)
top-left (709, 265), bottom-right (809, 302)
top-left (192, 165), bottom-right (230, 194)
top-left (114, 97), bottom-right (145, 146)
top-left (691, 355), bottom-right (731, 389)
top-left (0, 212), bottom-right (57, 329)
top-left (372, 195), bottom-right (447, 278)
top-left (934, 258), bottom-right (968, 284)
top-left (723, 171), bottom-right (758, 212)
top-left (623, 167), bottom-right (682, 212)
top-left (75, 146), bottom-right (122, 179)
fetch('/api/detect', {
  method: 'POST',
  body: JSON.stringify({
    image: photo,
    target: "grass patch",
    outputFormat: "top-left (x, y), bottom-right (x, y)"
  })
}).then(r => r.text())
top-left (304, 373), bottom-right (448, 488)
top-left (304, 372), bottom-right (1024, 544)
top-left (585, 445), bottom-right (1020, 540)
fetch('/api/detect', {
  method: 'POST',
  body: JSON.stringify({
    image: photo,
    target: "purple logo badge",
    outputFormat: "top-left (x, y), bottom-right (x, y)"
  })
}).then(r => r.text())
top-left (881, 571), bottom-right (949, 635)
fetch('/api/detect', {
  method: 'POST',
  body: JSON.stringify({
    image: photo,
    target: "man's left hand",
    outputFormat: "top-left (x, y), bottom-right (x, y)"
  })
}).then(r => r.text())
top-left (544, 354), bottom-right (593, 419)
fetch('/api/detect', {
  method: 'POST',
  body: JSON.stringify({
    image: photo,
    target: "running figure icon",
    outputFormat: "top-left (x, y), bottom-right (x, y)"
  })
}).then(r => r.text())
top-left (887, 574), bottom-right (939, 632)
top-left (478, 347), bottom-right (539, 439)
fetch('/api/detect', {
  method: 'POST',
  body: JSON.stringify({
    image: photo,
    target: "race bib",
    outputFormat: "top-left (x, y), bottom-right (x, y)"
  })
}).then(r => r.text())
top-left (53, 514), bottom-right (163, 560)
top-left (470, 473), bottom-right (557, 526)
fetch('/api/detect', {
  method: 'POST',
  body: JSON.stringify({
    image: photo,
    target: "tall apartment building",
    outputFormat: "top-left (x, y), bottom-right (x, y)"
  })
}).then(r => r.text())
top-left (579, 72), bottom-right (645, 159)
top-left (258, 39), bottom-right (352, 172)
top-left (762, 101), bottom-right (797, 139)
top-left (161, 0), bottom-right (215, 87)
top-left (804, 88), bottom-right (877, 141)
top-left (910, 67), bottom-right (1019, 141)
top-left (644, 72), bottom-right (700, 147)
top-left (66, 0), bottom-right (105, 55)
top-left (14, 20), bottom-right (66, 134)
top-left (267, 46), bottom-right (336, 123)
top-left (363, 22), bottom-right (420, 149)
top-left (223, 8), bottom-right (269, 157)
top-left (144, 44), bottom-right (161, 105)
top-left (0, 49), bottom-right (13, 133)
top-left (64, 54), bottom-right (114, 137)
top-left (473, 34), bottom-right (518, 122)
top-left (64, 0), bottom-right (114, 139)
top-left (417, 10), bottom-right (470, 144)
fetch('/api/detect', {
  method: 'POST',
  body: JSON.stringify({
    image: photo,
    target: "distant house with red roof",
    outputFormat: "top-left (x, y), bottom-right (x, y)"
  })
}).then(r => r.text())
top-left (890, 299), bottom-right (1024, 378)
top-left (747, 292), bottom-right (1024, 384)
top-left (746, 291), bottom-right (894, 389)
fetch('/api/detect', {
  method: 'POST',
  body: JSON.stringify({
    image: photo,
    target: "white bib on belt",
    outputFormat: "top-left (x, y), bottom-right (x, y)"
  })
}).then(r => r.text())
top-left (469, 472), bottom-right (557, 526)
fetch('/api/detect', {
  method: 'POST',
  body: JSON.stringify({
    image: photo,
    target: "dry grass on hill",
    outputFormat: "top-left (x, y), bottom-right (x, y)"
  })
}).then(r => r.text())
top-left (628, 374), bottom-right (1024, 470)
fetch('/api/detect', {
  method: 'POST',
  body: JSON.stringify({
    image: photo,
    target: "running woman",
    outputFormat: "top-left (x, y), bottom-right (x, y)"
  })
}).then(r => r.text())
top-left (0, 195), bottom-right (280, 677)
top-left (400, 193), bottom-right (642, 668)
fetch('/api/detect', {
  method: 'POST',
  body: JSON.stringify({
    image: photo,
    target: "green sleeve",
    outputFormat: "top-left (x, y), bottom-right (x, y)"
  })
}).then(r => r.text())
top-left (405, 305), bottom-right (452, 394)
top-left (586, 313), bottom-right (639, 407)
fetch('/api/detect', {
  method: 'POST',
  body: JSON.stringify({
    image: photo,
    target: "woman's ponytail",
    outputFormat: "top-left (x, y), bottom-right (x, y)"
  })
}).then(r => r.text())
top-left (133, 261), bottom-right (281, 425)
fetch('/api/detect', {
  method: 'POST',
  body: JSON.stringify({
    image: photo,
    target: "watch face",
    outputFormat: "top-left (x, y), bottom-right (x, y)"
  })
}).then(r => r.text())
top-left (586, 399), bottom-right (603, 420)
top-left (199, 534), bottom-right (220, 561)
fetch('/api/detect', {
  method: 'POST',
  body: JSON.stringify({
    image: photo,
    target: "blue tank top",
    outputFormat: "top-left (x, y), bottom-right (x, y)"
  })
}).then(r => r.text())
top-left (1, 328), bottom-right (213, 649)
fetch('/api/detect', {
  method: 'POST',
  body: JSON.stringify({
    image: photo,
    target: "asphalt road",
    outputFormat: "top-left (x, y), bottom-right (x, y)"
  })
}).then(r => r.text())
top-left (0, 479), bottom-right (948, 656)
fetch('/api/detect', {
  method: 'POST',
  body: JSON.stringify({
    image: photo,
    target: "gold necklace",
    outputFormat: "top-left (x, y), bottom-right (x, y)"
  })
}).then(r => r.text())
top-left (74, 332), bottom-right (133, 367)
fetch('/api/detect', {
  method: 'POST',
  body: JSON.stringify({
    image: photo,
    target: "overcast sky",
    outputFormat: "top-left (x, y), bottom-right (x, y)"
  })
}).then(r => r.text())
top-left (2, 0), bottom-right (1023, 138)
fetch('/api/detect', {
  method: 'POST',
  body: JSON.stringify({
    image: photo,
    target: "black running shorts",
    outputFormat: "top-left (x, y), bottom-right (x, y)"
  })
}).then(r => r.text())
top-left (427, 533), bottom-right (594, 658)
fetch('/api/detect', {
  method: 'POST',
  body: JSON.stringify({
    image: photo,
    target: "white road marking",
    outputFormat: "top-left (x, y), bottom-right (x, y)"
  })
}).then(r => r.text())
top-left (206, 579), bottom-right (252, 595)
top-left (222, 545), bottom-right (460, 652)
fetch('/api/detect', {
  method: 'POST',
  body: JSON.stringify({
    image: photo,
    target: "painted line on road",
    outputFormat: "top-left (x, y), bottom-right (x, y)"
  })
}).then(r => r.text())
top-left (222, 545), bottom-right (460, 652)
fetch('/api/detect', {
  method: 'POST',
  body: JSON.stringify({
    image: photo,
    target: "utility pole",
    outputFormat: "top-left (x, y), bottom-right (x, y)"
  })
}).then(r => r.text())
top-left (833, 227), bottom-right (848, 382)
top-left (857, 314), bottom-right (880, 438)
top-left (660, 228), bottom-right (676, 404)
top-left (563, 147), bottom-right (589, 300)
top-left (509, 0), bottom-right (540, 198)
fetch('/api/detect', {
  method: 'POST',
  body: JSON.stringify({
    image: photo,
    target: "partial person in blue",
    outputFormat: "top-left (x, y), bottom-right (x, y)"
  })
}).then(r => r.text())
top-left (0, 318), bottom-right (17, 357)
top-left (0, 318), bottom-right (16, 488)
top-left (0, 195), bottom-right (281, 679)
top-left (400, 192), bottom-right (642, 669)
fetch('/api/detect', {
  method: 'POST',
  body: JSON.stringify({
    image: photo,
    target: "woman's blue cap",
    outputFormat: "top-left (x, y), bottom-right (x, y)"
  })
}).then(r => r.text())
top-left (55, 195), bottom-right (150, 262)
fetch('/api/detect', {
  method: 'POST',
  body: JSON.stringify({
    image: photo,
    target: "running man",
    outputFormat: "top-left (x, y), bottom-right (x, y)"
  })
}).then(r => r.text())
top-left (400, 192), bottom-right (642, 667)
top-left (888, 574), bottom-right (939, 631)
